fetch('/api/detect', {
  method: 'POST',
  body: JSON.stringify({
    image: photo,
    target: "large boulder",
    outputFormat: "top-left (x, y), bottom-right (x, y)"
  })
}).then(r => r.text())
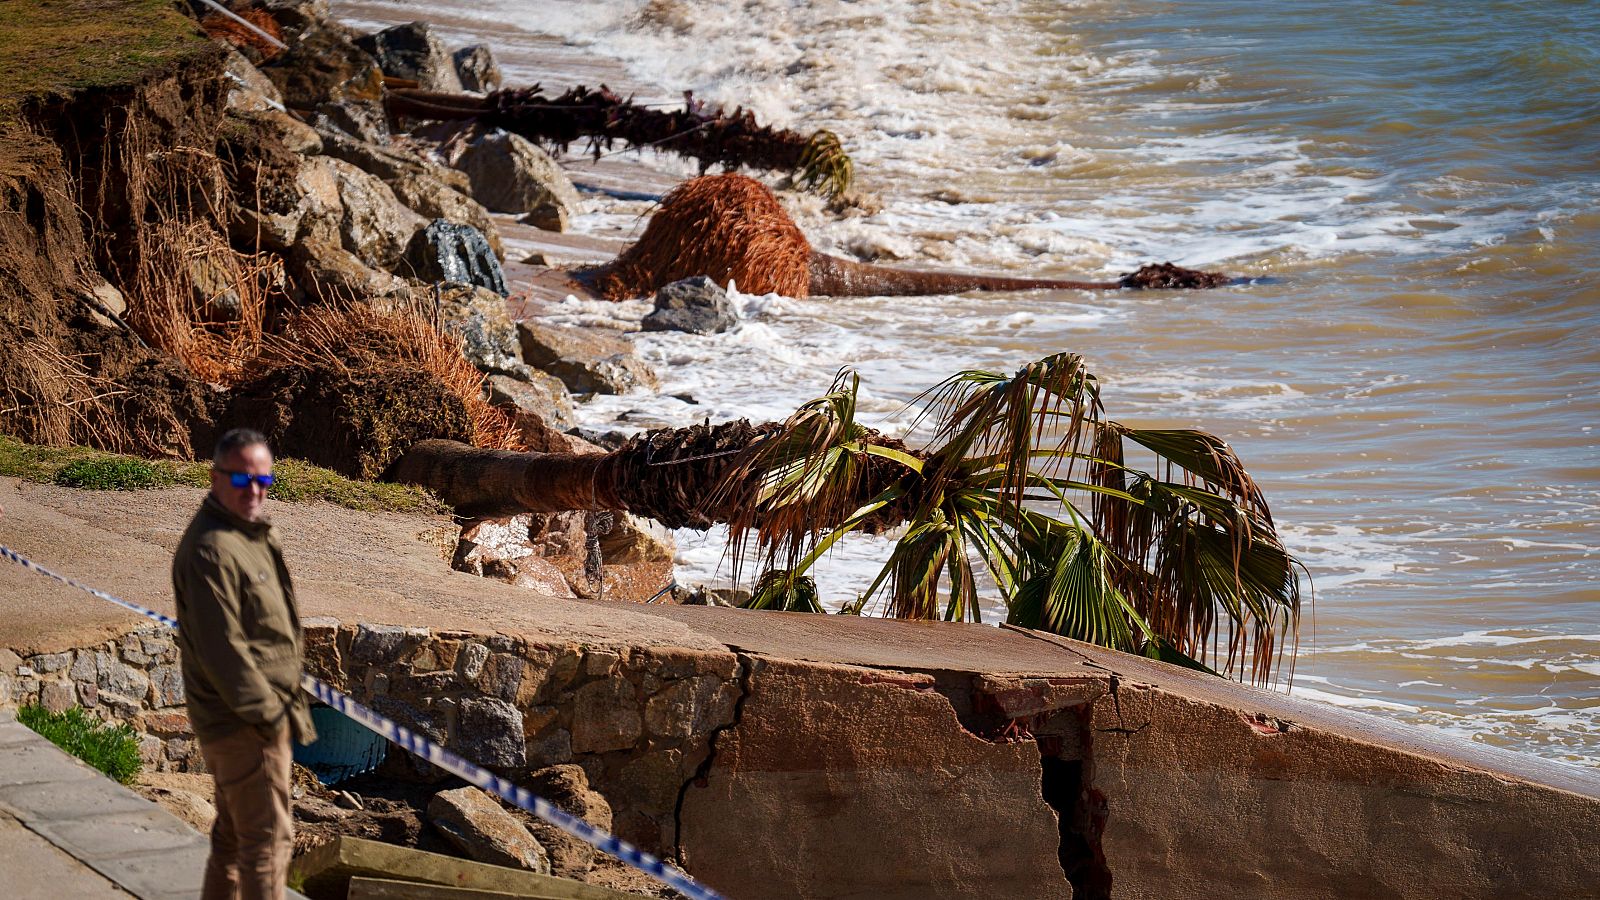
top-left (309, 99), bottom-right (389, 144)
top-left (405, 221), bottom-right (507, 295)
top-left (455, 132), bottom-right (583, 226)
top-left (356, 22), bottom-right (463, 92)
top-left (317, 129), bottom-right (503, 256)
top-left (453, 44), bottom-right (503, 93)
top-left (517, 765), bottom-right (612, 878)
top-left (598, 513), bottom-right (677, 565)
top-left (641, 275), bottom-right (738, 335)
top-left (227, 106), bottom-right (321, 155)
top-left (229, 154), bottom-right (344, 252)
top-left (223, 48), bottom-right (284, 113)
top-left (438, 282), bottom-right (527, 377)
top-left (283, 239), bottom-right (414, 306)
top-left (516, 321), bottom-right (658, 395)
top-left (260, 22), bottom-right (383, 110)
top-left (326, 158), bottom-right (426, 270)
top-left (487, 371), bottom-right (575, 431)
top-left (427, 787), bottom-right (551, 873)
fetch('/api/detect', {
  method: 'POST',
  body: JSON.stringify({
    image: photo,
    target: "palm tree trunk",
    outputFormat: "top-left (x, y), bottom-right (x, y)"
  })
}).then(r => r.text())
top-left (388, 439), bottom-right (622, 518)
top-left (392, 421), bottom-right (793, 525)
top-left (807, 253), bottom-right (1231, 296)
top-left (807, 252), bottom-right (1119, 296)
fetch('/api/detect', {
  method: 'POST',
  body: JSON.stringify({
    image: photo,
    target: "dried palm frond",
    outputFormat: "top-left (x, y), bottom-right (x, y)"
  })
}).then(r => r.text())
top-left (593, 173), bottom-right (812, 300)
top-left (388, 85), bottom-right (854, 198)
top-left (201, 9), bottom-right (286, 61)
top-left (720, 353), bottom-right (1304, 685)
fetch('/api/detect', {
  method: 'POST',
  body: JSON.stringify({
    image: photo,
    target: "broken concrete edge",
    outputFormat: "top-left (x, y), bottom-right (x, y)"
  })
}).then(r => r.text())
top-left (8, 610), bottom-right (1600, 898)
top-left (295, 835), bottom-right (642, 900)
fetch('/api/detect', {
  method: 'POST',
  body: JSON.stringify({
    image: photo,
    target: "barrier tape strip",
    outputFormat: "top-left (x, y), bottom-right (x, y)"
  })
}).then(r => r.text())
top-left (0, 543), bottom-right (727, 900)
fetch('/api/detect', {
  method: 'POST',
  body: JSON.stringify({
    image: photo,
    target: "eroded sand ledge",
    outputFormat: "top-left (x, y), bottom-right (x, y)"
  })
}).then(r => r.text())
top-left (2, 478), bottom-right (1596, 898)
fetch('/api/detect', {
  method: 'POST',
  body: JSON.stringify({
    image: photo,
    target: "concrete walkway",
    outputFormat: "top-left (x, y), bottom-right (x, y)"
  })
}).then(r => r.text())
top-left (0, 709), bottom-right (309, 899)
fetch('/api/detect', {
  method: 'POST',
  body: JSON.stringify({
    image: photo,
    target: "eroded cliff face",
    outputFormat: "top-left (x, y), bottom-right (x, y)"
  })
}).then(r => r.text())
top-left (0, 4), bottom-right (226, 458)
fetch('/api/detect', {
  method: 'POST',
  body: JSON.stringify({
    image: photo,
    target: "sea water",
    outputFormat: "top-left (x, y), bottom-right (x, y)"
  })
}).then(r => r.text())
top-left (336, 0), bottom-right (1600, 767)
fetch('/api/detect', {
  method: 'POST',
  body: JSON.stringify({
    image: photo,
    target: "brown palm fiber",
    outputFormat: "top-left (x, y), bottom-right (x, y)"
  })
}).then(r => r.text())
top-left (595, 174), bottom-right (813, 300)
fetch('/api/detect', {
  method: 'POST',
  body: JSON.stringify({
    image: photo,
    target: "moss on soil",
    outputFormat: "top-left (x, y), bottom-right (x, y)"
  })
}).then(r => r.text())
top-left (0, 435), bottom-right (448, 514)
top-left (0, 0), bottom-right (212, 117)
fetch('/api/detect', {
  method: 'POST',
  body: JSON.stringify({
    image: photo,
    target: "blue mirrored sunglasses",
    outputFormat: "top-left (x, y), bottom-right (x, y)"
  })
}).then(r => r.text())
top-left (221, 470), bottom-right (274, 489)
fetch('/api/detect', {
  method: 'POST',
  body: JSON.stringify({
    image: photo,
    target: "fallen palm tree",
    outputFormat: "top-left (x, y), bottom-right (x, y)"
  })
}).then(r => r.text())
top-left (388, 85), bottom-right (853, 198)
top-left (393, 352), bottom-right (1303, 684)
top-left (591, 174), bottom-right (1229, 300)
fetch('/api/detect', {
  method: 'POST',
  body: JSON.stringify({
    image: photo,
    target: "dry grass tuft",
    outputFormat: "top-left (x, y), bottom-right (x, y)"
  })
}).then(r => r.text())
top-left (253, 305), bottom-right (524, 451)
top-left (0, 337), bottom-right (131, 449)
top-left (595, 173), bottom-right (812, 300)
top-left (124, 220), bottom-right (277, 384)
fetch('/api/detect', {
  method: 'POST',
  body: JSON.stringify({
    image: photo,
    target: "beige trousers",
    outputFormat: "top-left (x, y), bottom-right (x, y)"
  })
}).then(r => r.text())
top-left (198, 724), bottom-right (294, 900)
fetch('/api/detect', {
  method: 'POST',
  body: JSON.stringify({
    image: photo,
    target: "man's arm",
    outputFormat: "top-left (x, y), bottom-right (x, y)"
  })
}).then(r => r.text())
top-left (179, 545), bottom-right (286, 730)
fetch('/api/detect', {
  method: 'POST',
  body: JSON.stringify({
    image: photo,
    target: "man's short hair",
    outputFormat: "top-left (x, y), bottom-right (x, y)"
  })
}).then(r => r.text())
top-left (213, 428), bottom-right (269, 466)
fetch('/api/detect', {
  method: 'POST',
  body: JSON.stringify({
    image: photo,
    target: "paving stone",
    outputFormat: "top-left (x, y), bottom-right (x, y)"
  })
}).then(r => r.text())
top-left (0, 813), bottom-right (131, 899)
top-left (30, 807), bottom-right (206, 860)
top-left (77, 844), bottom-right (208, 899)
top-left (0, 778), bottom-right (154, 822)
top-left (0, 739), bottom-right (100, 786)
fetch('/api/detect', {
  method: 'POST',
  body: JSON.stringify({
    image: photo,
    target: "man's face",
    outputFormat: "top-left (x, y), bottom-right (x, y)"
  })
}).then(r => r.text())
top-left (212, 443), bottom-right (273, 523)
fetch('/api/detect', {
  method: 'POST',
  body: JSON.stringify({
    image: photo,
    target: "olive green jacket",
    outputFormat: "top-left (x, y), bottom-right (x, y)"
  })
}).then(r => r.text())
top-left (172, 494), bottom-right (316, 745)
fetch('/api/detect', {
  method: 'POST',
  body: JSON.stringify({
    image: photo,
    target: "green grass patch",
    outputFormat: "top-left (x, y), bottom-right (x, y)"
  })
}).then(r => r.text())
top-left (0, 0), bottom-right (213, 116)
top-left (16, 704), bottom-right (142, 784)
top-left (53, 457), bottom-right (174, 490)
top-left (0, 435), bottom-right (446, 515)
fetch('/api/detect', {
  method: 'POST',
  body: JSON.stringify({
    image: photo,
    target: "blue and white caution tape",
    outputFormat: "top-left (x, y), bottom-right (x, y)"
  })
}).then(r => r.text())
top-left (0, 545), bottom-right (180, 629)
top-left (0, 543), bottom-right (728, 900)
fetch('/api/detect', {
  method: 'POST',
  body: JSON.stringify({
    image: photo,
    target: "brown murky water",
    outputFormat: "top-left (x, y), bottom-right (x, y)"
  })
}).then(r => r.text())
top-left (338, 0), bottom-right (1600, 766)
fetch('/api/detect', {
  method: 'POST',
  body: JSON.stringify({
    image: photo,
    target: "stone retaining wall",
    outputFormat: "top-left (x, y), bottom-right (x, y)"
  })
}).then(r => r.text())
top-left (0, 626), bottom-right (196, 772)
top-left (5, 617), bottom-right (1599, 899)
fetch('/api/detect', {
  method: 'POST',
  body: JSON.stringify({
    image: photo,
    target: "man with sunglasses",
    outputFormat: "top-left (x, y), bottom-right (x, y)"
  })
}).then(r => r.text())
top-left (173, 428), bottom-right (315, 900)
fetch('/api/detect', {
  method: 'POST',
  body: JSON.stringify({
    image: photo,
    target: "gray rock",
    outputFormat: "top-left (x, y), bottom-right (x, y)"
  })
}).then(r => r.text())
top-left (487, 372), bottom-right (576, 431)
top-left (69, 650), bottom-right (96, 683)
top-left (149, 665), bottom-right (184, 708)
top-left (524, 729), bottom-right (572, 768)
top-left (350, 624), bottom-right (430, 664)
top-left (356, 22), bottom-right (464, 92)
top-left (455, 132), bottom-right (582, 224)
top-left (438, 282), bottom-right (527, 376)
top-left (643, 276), bottom-right (738, 335)
top-left (516, 321), bottom-right (658, 395)
top-left (0, 672), bottom-right (11, 706)
top-left (96, 651), bottom-right (150, 701)
top-left (223, 48), bottom-right (284, 113)
top-left (388, 174), bottom-right (503, 260)
top-left (406, 221), bottom-right (507, 295)
top-left (517, 206), bottom-right (569, 233)
top-left (39, 680), bottom-right (76, 714)
top-left (452, 44), bottom-right (502, 93)
top-left (599, 513), bottom-right (677, 565)
top-left (570, 679), bottom-right (642, 754)
top-left (230, 154), bottom-right (344, 254)
top-left (27, 652), bottom-right (72, 675)
top-left (454, 697), bottom-right (525, 767)
top-left (455, 643), bottom-right (490, 682)
top-left (327, 157), bottom-right (426, 269)
top-left (309, 99), bottom-right (390, 145)
top-left (429, 787), bottom-right (550, 872)
top-left (370, 696), bottom-right (446, 744)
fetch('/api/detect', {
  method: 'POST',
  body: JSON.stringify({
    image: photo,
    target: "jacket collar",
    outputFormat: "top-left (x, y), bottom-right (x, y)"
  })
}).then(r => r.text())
top-left (202, 493), bottom-right (273, 538)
